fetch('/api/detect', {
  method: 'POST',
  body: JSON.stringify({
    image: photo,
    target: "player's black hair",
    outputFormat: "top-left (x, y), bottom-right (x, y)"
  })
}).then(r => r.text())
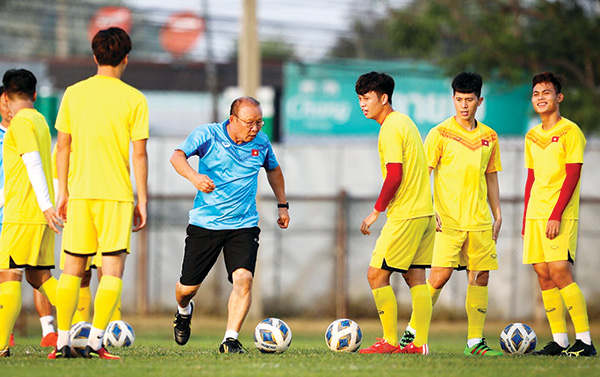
top-left (230, 96), bottom-right (261, 116)
top-left (532, 72), bottom-right (562, 94)
top-left (452, 72), bottom-right (483, 98)
top-left (2, 69), bottom-right (36, 101)
top-left (355, 72), bottom-right (395, 105)
top-left (92, 27), bottom-right (132, 67)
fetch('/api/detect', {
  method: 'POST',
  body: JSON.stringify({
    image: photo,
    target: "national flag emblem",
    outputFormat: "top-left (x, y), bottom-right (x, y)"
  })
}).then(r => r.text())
top-left (482, 139), bottom-right (489, 147)
top-left (552, 136), bottom-right (559, 142)
top-left (251, 149), bottom-right (259, 156)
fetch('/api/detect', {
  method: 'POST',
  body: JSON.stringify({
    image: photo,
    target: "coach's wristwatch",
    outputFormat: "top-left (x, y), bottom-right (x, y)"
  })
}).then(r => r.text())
top-left (277, 202), bottom-right (289, 209)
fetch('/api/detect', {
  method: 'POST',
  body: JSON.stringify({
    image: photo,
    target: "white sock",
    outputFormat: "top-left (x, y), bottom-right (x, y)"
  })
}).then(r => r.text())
top-left (87, 327), bottom-right (105, 351)
top-left (57, 330), bottom-right (70, 349)
top-left (223, 330), bottom-right (239, 342)
top-left (178, 302), bottom-right (192, 315)
top-left (576, 331), bottom-right (592, 346)
top-left (39, 315), bottom-right (56, 337)
top-left (553, 333), bottom-right (569, 348)
top-left (405, 325), bottom-right (416, 335)
top-left (467, 338), bottom-right (482, 348)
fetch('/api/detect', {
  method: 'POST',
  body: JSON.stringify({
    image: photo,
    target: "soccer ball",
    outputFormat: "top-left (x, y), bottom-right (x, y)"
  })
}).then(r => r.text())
top-left (253, 318), bottom-right (292, 353)
top-left (70, 321), bottom-right (92, 356)
top-left (103, 320), bottom-right (135, 347)
top-left (499, 323), bottom-right (537, 354)
top-left (325, 318), bottom-right (363, 352)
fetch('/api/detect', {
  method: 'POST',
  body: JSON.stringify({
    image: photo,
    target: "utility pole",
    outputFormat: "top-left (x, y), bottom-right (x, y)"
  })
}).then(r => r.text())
top-left (239, 0), bottom-right (260, 97)
top-left (203, 0), bottom-right (219, 122)
top-left (55, 0), bottom-right (69, 58)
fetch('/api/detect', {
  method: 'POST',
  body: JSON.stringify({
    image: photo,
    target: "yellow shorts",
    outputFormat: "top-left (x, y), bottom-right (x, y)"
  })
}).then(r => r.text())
top-left (523, 219), bottom-right (577, 264)
top-left (370, 215), bottom-right (435, 273)
top-left (62, 199), bottom-right (134, 256)
top-left (432, 228), bottom-right (498, 271)
top-left (0, 224), bottom-right (55, 269)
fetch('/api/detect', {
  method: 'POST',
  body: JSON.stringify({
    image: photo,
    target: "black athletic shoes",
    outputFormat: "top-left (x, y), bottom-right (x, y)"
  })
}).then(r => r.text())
top-left (565, 340), bottom-right (597, 357)
top-left (219, 337), bottom-right (246, 354)
top-left (173, 301), bottom-right (194, 346)
top-left (531, 341), bottom-right (568, 356)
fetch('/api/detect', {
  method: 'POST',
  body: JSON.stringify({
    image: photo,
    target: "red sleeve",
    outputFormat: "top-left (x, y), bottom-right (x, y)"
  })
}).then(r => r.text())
top-left (522, 168), bottom-right (535, 235)
top-left (374, 163), bottom-right (403, 212)
top-left (549, 163), bottom-right (582, 221)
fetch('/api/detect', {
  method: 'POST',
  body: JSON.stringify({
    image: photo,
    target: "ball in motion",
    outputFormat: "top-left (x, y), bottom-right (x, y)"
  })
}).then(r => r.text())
top-left (103, 320), bottom-right (135, 347)
top-left (70, 321), bottom-right (92, 356)
top-left (325, 318), bottom-right (363, 352)
top-left (499, 322), bottom-right (536, 354)
top-left (253, 317), bottom-right (292, 353)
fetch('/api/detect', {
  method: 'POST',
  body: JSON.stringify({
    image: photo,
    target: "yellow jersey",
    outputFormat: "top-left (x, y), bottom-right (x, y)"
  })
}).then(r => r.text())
top-left (55, 75), bottom-right (149, 202)
top-left (379, 111), bottom-right (433, 220)
top-left (525, 118), bottom-right (585, 220)
top-left (2, 108), bottom-right (54, 224)
top-left (424, 117), bottom-right (502, 231)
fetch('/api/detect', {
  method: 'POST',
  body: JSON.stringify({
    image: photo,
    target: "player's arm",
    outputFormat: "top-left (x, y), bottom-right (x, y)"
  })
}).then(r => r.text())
top-left (21, 151), bottom-right (63, 233)
top-left (266, 165), bottom-right (289, 229)
top-left (546, 163), bottom-right (582, 240)
top-left (132, 138), bottom-right (148, 232)
top-left (170, 149), bottom-right (215, 193)
top-left (361, 163), bottom-right (402, 235)
top-left (485, 171), bottom-right (502, 242)
top-left (56, 131), bottom-right (71, 221)
top-left (522, 168), bottom-right (535, 237)
top-left (428, 166), bottom-right (442, 231)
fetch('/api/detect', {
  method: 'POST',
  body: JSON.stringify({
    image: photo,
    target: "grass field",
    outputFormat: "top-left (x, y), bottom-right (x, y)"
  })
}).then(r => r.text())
top-left (3, 315), bottom-right (599, 377)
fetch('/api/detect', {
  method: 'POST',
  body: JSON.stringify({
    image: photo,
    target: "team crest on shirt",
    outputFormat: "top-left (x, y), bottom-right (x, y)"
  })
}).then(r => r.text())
top-left (482, 139), bottom-right (489, 147)
top-left (251, 149), bottom-right (259, 156)
top-left (552, 136), bottom-right (559, 142)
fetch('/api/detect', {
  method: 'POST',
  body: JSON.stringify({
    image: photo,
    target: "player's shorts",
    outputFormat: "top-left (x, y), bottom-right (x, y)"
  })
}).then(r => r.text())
top-left (62, 199), bottom-right (133, 256)
top-left (0, 223), bottom-right (55, 270)
top-left (432, 228), bottom-right (498, 271)
top-left (523, 219), bottom-right (577, 264)
top-left (370, 215), bottom-right (435, 273)
top-left (179, 225), bottom-right (261, 285)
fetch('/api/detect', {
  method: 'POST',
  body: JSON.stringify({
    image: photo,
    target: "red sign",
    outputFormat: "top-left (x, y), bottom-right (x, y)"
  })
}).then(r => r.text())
top-left (88, 7), bottom-right (132, 41)
top-left (160, 12), bottom-right (204, 57)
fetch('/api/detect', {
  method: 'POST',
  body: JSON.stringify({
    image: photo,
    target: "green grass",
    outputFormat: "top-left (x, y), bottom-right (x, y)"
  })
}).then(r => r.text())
top-left (2, 316), bottom-right (599, 377)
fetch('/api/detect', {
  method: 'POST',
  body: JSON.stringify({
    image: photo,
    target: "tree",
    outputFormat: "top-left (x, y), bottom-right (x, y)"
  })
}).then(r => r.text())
top-left (330, 0), bottom-right (600, 133)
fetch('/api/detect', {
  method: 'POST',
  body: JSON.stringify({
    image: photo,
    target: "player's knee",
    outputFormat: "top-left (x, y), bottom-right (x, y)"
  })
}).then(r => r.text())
top-left (232, 269), bottom-right (253, 292)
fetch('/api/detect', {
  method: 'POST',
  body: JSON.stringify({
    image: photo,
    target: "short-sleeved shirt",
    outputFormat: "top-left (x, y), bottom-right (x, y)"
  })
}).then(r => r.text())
top-left (2, 108), bottom-right (54, 224)
top-left (524, 118), bottom-right (585, 220)
top-left (378, 111), bottom-right (433, 220)
top-left (54, 75), bottom-right (149, 202)
top-left (177, 121), bottom-right (279, 230)
top-left (424, 117), bottom-right (502, 230)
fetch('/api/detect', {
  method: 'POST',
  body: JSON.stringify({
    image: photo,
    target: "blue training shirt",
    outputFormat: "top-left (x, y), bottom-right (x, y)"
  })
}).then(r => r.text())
top-left (177, 120), bottom-right (279, 230)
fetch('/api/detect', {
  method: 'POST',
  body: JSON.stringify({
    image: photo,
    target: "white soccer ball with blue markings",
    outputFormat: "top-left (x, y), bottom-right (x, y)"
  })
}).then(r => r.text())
top-left (499, 322), bottom-right (537, 354)
top-left (103, 320), bottom-right (135, 347)
top-left (70, 321), bottom-right (92, 355)
top-left (253, 318), bottom-right (292, 353)
top-left (325, 318), bottom-right (363, 352)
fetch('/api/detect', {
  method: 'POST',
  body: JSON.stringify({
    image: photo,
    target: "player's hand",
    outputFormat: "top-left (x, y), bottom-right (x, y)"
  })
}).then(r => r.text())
top-left (360, 209), bottom-right (380, 235)
top-left (56, 195), bottom-right (68, 222)
top-left (435, 212), bottom-right (442, 232)
top-left (277, 208), bottom-right (289, 229)
top-left (133, 202), bottom-right (147, 232)
top-left (492, 217), bottom-right (502, 243)
top-left (546, 219), bottom-right (560, 240)
top-left (192, 173), bottom-right (215, 193)
top-left (43, 206), bottom-right (64, 234)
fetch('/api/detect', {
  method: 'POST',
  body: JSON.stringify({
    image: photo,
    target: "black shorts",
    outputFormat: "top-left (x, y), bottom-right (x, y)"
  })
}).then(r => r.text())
top-left (179, 225), bottom-right (261, 285)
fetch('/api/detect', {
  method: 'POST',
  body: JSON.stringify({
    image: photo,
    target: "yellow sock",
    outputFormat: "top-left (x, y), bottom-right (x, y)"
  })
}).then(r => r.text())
top-left (56, 274), bottom-right (81, 332)
top-left (408, 280), bottom-right (439, 330)
top-left (372, 285), bottom-right (398, 346)
top-left (560, 282), bottom-right (590, 333)
top-left (0, 281), bottom-right (22, 348)
top-left (38, 276), bottom-right (58, 306)
top-left (541, 288), bottom-right (568, 334)
top-left (466, 285), bottom-right (488, 340)
top-left (411, 284), bottom-right (432, 347)
top-left (92, 276), bottom-right (122, 331)
top-left (109, 297), bottom-right (122, 322)
top-left (72, 286), bottom-right (92, 324)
